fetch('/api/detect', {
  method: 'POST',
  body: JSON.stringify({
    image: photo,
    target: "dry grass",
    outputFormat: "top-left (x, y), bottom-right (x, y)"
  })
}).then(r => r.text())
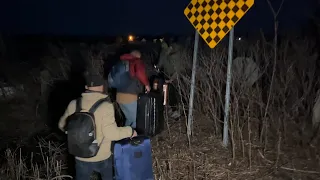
top-left (0, 139), bottom-right (71, 180)
top-left (1, 36), bottom-right (320, 179)
top-left (151, 36), bottom-right (320, 179)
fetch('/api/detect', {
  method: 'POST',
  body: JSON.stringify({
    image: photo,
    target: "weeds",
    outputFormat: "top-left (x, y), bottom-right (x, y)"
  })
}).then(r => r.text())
top-left (1, 140), bottom-right (71, 180)
top-left (153, 35), bottom-right (320, 179)
top-left (1, 35), bottom-right (320, 179)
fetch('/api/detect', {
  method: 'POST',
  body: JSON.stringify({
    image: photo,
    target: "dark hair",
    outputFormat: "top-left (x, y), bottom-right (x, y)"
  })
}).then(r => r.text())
top-left (83, 71), bottom-right (104, 87)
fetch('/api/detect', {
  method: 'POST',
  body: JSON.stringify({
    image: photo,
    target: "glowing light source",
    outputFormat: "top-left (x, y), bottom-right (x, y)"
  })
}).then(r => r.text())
top-left (128, 35), bottom-right (134, 42)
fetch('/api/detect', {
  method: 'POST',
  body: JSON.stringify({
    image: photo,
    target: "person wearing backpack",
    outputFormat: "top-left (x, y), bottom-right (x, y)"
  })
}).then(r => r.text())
top-left (58, 72), bottom-right (137, 180)
top-left (108, 50), bottom-right (151, 128)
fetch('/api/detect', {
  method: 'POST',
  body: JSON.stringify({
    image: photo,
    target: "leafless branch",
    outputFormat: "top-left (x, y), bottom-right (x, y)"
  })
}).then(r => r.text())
top-left (266, 0), bottom-right (285, 18)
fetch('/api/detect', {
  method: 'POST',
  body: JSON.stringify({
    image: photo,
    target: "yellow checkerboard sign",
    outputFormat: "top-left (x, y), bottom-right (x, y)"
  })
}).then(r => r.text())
top-left (184, 0), bottom-right (254, 48)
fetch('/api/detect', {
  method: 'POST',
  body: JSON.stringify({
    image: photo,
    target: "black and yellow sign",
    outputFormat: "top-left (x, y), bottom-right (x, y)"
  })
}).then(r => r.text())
top-left (184, 0), bottom-right (254, 48)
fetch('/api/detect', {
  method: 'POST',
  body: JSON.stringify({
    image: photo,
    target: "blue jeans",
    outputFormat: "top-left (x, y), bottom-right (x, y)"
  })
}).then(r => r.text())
top-left (119, 100), bottom-right (137, 128)
top-left (75, 157), bottom-right (113, 180)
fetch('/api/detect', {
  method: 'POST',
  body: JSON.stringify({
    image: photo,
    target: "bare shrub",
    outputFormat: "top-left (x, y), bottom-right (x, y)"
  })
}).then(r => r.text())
top-left (1, 37), bottom-right (319, 179)
top-left (0, 46), bottom-right (69, 141)
top-left (152, 35), bottom-right (320, 179)
top-left (37, 44), bottom-right (71, 100)
top-left (0, 139), bottom-right (71, 180)
top-left (86, 48), bottom-right (104, 77)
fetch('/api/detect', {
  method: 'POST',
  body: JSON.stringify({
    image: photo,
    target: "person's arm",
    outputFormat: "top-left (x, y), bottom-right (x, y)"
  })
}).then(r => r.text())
top-left (58, 100), bottom-right (76, 132)
top-left (101, 103), bottom-right (133, 141)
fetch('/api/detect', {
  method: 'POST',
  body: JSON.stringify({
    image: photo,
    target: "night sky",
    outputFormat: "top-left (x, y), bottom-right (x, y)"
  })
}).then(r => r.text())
top-left (0, 0), bottom-right (317, 36)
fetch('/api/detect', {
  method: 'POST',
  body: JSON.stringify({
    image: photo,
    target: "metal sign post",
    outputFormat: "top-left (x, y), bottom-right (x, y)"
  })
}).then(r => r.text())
top-left (187, 30), bottom-right (200, 137)
top-left (223, 27), bottom-right (234, 147)
top-left (184, 0), bottom-right (254, 143)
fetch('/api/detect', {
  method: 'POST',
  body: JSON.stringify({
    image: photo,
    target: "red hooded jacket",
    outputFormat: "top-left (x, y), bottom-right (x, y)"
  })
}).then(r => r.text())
top-left (119, 54), bottom-right (149, 86)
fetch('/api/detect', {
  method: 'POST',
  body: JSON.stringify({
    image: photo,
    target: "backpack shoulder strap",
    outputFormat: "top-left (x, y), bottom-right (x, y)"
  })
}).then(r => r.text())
top-left (88, 96), bottom-right (111, 114)
top-left (75, 98), bottom-right (82, 112)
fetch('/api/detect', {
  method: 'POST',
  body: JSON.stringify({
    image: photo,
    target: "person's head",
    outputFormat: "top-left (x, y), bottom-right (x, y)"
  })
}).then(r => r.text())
top-left (84, 71), bottom-right (106, 93)
top-left (130, 50), bottom-right (141, 58)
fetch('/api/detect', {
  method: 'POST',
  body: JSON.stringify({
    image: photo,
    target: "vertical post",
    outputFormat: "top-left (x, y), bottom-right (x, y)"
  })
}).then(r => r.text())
top-left (222, 27), bottom-right (235, 147)
top-left (187, 30), bottom-right (199, 136)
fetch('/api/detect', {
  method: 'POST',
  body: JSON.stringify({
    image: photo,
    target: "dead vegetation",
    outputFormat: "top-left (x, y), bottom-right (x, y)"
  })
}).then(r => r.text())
top-left (0, 138), bottom-right (71, 180)
top-left (152, 35), bottom-right (320, 179)
top-left (0, 33), bottom-right (319, 180)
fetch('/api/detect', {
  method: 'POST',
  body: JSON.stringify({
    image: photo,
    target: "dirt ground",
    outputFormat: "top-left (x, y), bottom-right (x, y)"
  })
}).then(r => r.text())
top-left (0, 98), bottom-right (319, 180)
top-left (152, 117), bottom-right (320, 180)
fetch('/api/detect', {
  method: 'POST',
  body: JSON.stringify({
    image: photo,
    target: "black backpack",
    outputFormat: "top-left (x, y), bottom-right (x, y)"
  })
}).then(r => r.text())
top-left (66, 97), bottom-right (110, 158)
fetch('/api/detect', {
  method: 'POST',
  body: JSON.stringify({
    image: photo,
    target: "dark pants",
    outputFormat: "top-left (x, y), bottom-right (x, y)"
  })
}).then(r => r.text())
top-left (118, 100), bottom-right (138, 128)
top-left (168, 83), bottom-right (179, 111)
top-left (75, 157), bottom-right (113, 180)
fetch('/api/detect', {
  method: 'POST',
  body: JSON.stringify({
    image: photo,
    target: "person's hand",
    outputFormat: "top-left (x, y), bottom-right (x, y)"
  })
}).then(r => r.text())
top-left (145, 85), bottom-right (151, 93)
top-left (154, 65), bottom-right (160, 73)
top-left (155, 68), bottom-right (160, 73)
top-left (131, 130), bottom-right (138, 138)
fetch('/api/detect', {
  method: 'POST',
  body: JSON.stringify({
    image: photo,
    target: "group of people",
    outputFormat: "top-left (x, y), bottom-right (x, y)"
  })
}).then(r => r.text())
top-left (58, 48), bottom-right (181, 179)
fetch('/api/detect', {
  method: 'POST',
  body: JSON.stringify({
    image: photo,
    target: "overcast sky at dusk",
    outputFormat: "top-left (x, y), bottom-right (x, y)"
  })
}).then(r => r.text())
top-left (0, 0), bottom-right (317, 36)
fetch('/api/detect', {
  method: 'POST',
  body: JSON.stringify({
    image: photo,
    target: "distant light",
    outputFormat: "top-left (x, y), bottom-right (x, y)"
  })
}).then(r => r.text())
top-left (236, 37), bottom-right (242, 41)
top-left (128, 35), bottom-right (134, 42)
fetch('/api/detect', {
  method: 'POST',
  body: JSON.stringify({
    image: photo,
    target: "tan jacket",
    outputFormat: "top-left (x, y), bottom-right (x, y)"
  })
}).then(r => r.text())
top-left (58, 92), bottom-right (133, 162)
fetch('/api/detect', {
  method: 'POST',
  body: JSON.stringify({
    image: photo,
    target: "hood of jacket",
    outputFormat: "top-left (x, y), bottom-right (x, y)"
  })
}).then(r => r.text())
top-left (120, 54), bottom-right (139, 62)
